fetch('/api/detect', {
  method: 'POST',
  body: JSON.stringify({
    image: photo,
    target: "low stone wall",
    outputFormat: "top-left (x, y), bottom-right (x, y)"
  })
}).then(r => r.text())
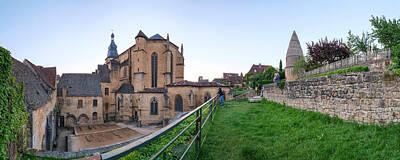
top-left (263, 72), bottom-right (400, 124)
top-left (35, 134), bottom-right (148, 159)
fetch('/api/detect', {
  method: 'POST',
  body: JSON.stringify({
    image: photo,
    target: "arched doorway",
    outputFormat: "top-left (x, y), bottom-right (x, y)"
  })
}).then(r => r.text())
top-left (66, 114), bottom-right (77, 127)
top-left (175, 94), bottom-right (183, 112)
top-left (78, 114), bottom-right (89, 124)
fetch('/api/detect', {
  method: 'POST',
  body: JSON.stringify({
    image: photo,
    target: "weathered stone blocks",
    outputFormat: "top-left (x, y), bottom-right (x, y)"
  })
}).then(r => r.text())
top-left (263, 72), bottom-right (400, 125)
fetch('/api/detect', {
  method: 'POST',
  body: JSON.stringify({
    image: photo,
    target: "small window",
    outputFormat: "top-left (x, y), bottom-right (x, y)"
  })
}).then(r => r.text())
top-left (123, 67), bottom-right (127, 78)
top-left (58, 99), bottom-right (64, 106)
top-left (105, 88), bottom-right (109, 96)
top-left (93, 112), bottom-right (98, 120)
top-left (93, 99), bottom-right (97, 107)
top-left (105, 103), bottom-right (109, 111)
top-left (150, 98), bottom-right (158, 115)
top-left (78, 100), bottom-right (83, 109)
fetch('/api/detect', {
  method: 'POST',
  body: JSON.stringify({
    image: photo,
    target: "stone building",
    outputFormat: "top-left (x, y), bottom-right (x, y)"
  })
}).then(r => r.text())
top-left (57, 74), bottom-right (104, 127)
top-left (285, 30), bottom-right (304, 82)
top-left (57, 30), bottom-right (231, 126)
top-left (12, 58), bottom-right (57, 151)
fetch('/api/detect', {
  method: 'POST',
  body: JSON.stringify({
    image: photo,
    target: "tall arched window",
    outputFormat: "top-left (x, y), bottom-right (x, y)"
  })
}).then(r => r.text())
top-left (151, 53), bottom-right (158, 87)
top-left (170, 53), bottom-right (173, 83)
top-left (175, 94), bottom-right (183, 112)
top-left (150, 97), bottom-right (158, 115)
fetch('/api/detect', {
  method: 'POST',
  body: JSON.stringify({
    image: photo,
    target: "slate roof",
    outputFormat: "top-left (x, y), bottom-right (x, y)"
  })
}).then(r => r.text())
top-left (97, 64), bottom-right (110, 83)
top-left (167, 80), bottom-right (228, 87)
top-left (12, 58), bottom-right (53, 110)
top-left (149, 34), bottom-right (165, 40)
top-left (107, 33), bottom-right (118, 58)
top-left (24, 59), bottom-right (56, 89)
top-left (57, 74), bottom-right (102, 97)
top-left (114, 83), bottom-right (134, 94)
top-left (135, 30), bottom-right (148, 39)
top-left (137, 88), bottom-right (164, 93)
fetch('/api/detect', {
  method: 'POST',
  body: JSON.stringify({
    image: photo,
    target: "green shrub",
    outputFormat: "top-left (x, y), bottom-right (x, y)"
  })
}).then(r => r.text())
top-left (303, 66), bottom-right (369, 79)
top-left (0, 47), bottom-right (28, 159)
top-left (277, 81), bottom-right (285, 90)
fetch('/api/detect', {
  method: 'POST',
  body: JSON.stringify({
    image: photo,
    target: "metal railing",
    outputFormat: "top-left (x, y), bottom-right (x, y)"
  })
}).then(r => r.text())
top-left (101, 95), bottom-right (220, 160)
top-left (297, 49), bottom-right (391, 79)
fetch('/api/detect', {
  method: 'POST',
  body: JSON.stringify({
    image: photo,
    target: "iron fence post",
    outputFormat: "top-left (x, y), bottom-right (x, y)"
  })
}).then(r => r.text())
top-left (209, 101), bottom-right (213, 122)
top-left (198, 107), bottom-right (202, 152)
top-left (195, 109), bottom-right (199, 152)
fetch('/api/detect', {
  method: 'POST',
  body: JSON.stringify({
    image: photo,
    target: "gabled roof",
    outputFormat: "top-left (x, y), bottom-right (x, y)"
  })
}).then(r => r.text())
top-left (57, 74), bottom-right (102, 97)
top-left (114, 83), bottom-right (134, 94)
top-left (12, 58), bottom-right (53, 110)
top-left (149, 34), bottom-right (165, 40)
top-left (247, 64), bottom-right (272, 75)
top-left (23, 59), bottom-right (56, 89)
top-left (135, 30), bottom-right (148, 39)
top-left (97, 64), bottom-right (110, 83)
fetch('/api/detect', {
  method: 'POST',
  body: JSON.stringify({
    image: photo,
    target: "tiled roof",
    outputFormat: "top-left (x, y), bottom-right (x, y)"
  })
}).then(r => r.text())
top-left (12, 58), bottom-right (53, 110)
top-left (57, 74), bottom-right (102, 97)
top-left (23, 59), bottom-right (56, 89)
top-left (114, 83), bottom-right (134, 94)
top-left (149, 34), bottom-right (165, 40)
top-left (247, 64), bottom-right (272, 75)
top-left (167, 80), bottom-right (228, 87)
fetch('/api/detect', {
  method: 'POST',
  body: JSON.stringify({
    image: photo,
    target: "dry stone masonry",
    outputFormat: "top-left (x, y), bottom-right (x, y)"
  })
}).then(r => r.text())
top-left (263, 72), bottom-right (400, 124)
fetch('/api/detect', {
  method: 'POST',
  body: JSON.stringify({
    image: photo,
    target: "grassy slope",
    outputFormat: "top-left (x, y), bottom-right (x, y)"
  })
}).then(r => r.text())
top-left (199, 99), bottom-right (400, 160)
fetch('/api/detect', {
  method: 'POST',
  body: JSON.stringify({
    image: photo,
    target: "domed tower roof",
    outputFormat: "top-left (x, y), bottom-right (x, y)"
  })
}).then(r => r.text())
top-left (135, 30), bottom-right (148, 39)
top-left (107, 33), bottom-right (118, 58)
top-left (286, 30), bottom-right (303, 67)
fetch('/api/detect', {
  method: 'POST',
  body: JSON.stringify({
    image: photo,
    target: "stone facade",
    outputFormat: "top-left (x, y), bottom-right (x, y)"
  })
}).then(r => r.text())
top-left (58, 30), bottom-right (231, 127)
top-left (263, 72), bottom-right (400, 124)
top-left (12, 58), bottom-right (57, 151)
top-left (58, 96), bottom-right (104, 127)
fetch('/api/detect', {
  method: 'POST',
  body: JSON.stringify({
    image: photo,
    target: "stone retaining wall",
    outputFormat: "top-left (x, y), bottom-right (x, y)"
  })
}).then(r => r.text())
top-left (263, 72), bottom-right (400, 124)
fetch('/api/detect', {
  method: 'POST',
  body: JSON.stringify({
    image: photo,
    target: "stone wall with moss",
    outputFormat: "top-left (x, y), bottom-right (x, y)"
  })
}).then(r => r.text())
top-left (263, 72), bottom-right (400, 124)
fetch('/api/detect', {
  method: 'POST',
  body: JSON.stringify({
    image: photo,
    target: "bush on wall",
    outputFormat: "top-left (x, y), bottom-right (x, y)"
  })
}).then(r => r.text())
top-left (0, 46), bottom-right (28, 159)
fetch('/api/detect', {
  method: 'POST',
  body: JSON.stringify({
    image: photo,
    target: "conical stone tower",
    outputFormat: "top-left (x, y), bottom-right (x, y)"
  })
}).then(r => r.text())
top-left (285, 31), bottom-right (304, 82)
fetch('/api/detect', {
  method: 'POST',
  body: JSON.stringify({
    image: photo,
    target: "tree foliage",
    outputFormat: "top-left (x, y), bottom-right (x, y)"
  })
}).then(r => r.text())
top-left (263, 67), bottom-right (278, 81)
top-left (370, 15), bottom-right (400, 49)
top-left (292, 56), bottom-right (306, 76)
top-left (0, 47), bottom-right (27, 159)
top-left (370, 16), bottom-right (400, 75)
top-left (347, 30), bottom-right (377, 54)
top-left (306, 38), bottom-right (351, 66)
top-left (279, 60), bottom-right (283, 72)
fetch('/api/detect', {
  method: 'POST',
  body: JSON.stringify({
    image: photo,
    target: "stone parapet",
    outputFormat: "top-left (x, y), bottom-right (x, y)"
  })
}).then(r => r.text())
top-left (263, 72), bottom-right (400, 124)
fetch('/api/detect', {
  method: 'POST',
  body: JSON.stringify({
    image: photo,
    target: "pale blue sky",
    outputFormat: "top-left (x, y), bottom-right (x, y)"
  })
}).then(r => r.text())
top-left (0, 0), bottom-right (399, 81)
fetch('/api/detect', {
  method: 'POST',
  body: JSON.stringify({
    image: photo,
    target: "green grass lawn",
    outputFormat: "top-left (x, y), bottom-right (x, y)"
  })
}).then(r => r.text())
top-left (199, 99), bottom-right (400, 160)
top-left (233, 90), bottom-right (248, 97)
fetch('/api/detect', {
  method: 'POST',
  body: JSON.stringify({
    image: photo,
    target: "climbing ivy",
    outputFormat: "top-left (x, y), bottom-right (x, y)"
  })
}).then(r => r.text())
top-left (0, 46), bottom-right (28, 159)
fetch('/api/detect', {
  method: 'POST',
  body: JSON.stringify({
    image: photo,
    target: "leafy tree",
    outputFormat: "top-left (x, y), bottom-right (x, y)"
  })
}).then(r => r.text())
top-left (279, 60), bottom-right (283, 72)
top-left (0, 47), bottom-right (27, 159)
top-left (347, 30), bottom-right (377, 54)
top-left (370, 15), bottom-right (400, 48)
top-left (292, 56), bottom-right (306, 76)
top-left (263, 67), bottom-right (278, 81)
top-left (306, 37), bottom-right (350, 66)
top-left (370, 16), bottom-right (400, 76)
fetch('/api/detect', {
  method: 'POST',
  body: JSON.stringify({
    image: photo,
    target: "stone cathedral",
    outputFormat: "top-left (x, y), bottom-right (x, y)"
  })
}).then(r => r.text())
top-left (57, 30), bottom-right (231, 127)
